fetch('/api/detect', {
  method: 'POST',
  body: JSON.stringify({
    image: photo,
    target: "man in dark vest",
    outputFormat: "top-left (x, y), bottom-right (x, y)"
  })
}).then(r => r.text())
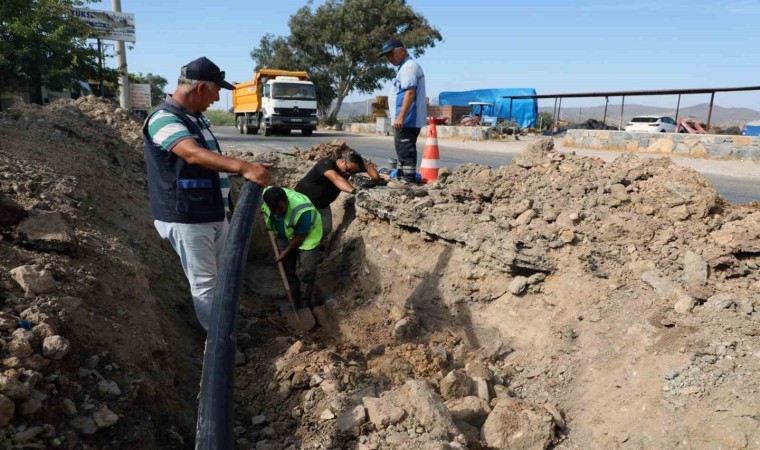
top-left (143, 56), bottom-right (272, 332)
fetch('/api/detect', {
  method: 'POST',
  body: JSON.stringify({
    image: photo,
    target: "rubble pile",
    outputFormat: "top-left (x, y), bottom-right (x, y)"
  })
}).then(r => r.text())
top-left (293, 138), bottom-right (355, 162)
top-left (0, 99), bottom-right (199, 448)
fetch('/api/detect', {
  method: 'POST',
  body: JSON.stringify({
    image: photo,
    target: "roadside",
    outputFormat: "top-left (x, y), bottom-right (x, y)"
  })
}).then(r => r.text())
top-left (339, 131), bottom-right (760, 180)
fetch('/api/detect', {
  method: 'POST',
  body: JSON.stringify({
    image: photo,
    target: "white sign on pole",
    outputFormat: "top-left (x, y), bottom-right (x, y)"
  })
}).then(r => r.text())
top-left (71, 8), bottom-right (136, 43)
top-left (130, 84), bottom-right (151, 110)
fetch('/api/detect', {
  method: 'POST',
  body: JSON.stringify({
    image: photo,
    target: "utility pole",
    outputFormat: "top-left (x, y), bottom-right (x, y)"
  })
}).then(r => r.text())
top-left (112, 0), bottom-right (130, 109)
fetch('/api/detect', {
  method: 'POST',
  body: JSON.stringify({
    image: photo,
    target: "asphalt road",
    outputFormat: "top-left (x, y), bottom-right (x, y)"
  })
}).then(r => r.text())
top-left (212, 126), bottom-right (760, 205)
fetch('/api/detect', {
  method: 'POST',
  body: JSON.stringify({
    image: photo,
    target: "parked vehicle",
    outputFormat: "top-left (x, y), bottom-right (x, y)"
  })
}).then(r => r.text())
top-left (232, 69), bottom-right (318, 136)
top-left (624, 115), bottom-right (677, 133)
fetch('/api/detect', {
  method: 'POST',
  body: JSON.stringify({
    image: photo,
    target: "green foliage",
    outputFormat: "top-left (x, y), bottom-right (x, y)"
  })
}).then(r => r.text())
top-left (537, 111), bottom-right (553, 130)
top-left (129, 72), bottom-right (169, 106)
top-left (204, 110), bottom-right (235, 127)
top-left (0, 0), bottom-right (118, 104)
top-left (250, 0), bottom-right (442, 122)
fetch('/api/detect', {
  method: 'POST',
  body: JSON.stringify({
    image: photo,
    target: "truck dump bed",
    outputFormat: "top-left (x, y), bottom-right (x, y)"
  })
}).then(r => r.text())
top-left (232, 69), bottom-right (309, 113)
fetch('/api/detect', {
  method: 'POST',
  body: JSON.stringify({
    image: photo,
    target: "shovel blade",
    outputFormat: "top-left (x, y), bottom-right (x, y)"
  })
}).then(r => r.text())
top-left (296, 307), bottom-right (316, 332)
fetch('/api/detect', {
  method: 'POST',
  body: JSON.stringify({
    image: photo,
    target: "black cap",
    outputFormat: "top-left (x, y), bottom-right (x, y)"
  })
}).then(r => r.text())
top-left (181, 57), bottom-right (235, 90)
top-left (379, 39), bottom-right (403, 57)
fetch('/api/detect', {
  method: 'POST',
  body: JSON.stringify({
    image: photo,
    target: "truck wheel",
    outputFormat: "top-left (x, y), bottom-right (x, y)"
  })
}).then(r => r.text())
top-left (301, 128), bottom-right (313, 137)
top-left (236, 116), bottom-right (244, 134)
top-left (242, 117), bottom-right (252, 135)
top-left (259, 118), bottom-right (272, 136)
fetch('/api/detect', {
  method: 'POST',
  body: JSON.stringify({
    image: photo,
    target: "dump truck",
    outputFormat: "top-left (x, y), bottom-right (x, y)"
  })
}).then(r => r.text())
top-left (232, 69), bottom-right (318, 136)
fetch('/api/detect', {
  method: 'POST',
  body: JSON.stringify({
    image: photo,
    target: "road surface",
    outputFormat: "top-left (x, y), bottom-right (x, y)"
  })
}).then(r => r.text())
top-left (212, 127), bottom-right (760, 205)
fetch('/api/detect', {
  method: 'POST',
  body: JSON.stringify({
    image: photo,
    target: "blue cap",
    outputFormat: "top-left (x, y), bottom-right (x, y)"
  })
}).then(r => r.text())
top-left (181, 57), bottom-right (235, 90)
top-left (379, 39), bottom-right (404, 57)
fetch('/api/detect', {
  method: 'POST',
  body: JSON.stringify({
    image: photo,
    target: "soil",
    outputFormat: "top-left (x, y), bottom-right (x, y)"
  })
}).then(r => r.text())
top-left (0, 96), bottom-right (758, 449)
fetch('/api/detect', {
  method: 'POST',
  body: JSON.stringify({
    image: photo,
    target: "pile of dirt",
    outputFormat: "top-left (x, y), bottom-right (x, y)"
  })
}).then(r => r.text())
top-left (293, 138), bottom-right (354, 162)
top-left (0, 96), bottom-right (207, 449)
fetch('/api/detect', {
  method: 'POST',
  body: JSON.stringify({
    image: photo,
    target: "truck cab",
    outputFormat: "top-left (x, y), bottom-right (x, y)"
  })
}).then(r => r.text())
top-left (233, 70), bottom-right (318, 136)
top-left (261, 76), bottom-right (318, 135)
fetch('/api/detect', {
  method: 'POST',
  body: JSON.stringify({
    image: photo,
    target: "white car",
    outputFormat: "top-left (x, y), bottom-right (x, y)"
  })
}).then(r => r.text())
top-left (625, 115), bottom-right (677, 133)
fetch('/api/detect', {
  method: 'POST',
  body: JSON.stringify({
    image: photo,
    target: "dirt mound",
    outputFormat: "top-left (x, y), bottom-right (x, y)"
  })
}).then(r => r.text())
top-left (293, 138), bottom-right (354, 161)
top-left (0, 96), bottom-right (206, 448)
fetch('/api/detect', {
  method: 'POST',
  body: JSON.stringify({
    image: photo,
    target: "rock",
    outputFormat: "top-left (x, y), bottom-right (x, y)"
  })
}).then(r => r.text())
top-left (42, 335), bottom-right (70, 360)
top-left (93, 406), bottom-right (119, 428)
top-left (251, 414), bottom-right (266, 426)
top-left (392, 317), bottom-right (417, 341)
top-left (706, 293), bottom-right (734, 311)
top-left (320, 379), bottom-right (344, 394)
top-left (683, 250), bottom-right (708, 283)
top-left (513, 209), bottom-right (536, 226)
top-left (0, 374), bottom-right (29, 399)
top-left (455, 420), bottom-right (480, 445)
top-left (481, 398), bottom-right (554, 450)
top-left (320, 409), bottom-right (335, 420)
top-left (509, 276), bottom-right (529, 295)
top-left (336, 405), bottom-right (366, 433)
top-left (673, 291), bottom-right (697, 314)
top-left (8, 338), bottom-right (33, 358)
top-left (556, 210), bottom-right (581, 229)
top-left (543, 403), bottom-right (566, 431)
top-left (97, 380), bottom-right (121, 397)
top-left (11, 329), bottom-right (34, 342)
top-left (445, 396), bottom-right (491, 426)
top-left (62, 398), bottom-right (78, 417)
top-left (668, 204), bottom-right (690, 221)
top-left (610, 183), bottom-right (629, 201)
top-left (396, 380), bottom-right (458, 439)
top-left (20, 397), bottom-right (43, 417)
top-left (70, 416), bottom-right (98, 435)
top-left (16, 211), bottom-right (77, 253)
top-left (440, 370), bottom-right (473, 400)
top-left (641, 270), bottom-right (680, 297)
top-left (0, 394), bottom-right (15, 427)
top-left (511, 199), bottom-right (533, 217)
top-left (10, 265), bottom-right (57, 294)
top-left (363, 397), bottom-right (405, 429)
top-left (527, 273), bottom-right (546, 286)
top-left (0, 195), bottom-right (26, 226)
top-left (13, 426), bottom-right (43, 443)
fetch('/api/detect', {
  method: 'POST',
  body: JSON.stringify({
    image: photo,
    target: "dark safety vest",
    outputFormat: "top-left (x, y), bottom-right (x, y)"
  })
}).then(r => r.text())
top-left (142, 101), bottom-right (225, 223)
top-left (261, 187), bottom-right (322, 250)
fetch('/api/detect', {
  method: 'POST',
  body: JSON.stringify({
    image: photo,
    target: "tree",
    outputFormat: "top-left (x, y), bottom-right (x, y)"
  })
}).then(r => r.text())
top-left (250, 0), bottom-right (442, 123)
top-left (0, 0), bottom-right (116, 105)
top-left (537, 111), bottom-right (553, 130)
top-left (129, 72), bottom-right (169, 107)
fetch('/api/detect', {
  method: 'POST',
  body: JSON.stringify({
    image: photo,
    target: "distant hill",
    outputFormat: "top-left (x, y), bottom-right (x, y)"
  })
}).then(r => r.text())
top-left (539, 103), bottom-right (760, 128)
top-left (337, 99), bottom-right (760, 127)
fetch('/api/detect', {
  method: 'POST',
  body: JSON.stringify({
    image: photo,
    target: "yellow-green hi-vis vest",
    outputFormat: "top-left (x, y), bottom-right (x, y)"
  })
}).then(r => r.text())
top-left (261, 187), bottom-right (322, 250)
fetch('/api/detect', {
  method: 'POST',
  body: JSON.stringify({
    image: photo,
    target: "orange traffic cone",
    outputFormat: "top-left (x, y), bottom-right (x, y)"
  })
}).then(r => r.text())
top-left (420, 117), bottom-right (443, 184)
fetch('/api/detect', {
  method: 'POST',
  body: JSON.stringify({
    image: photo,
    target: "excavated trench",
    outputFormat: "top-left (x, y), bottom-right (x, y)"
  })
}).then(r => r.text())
top-left (0, 97), bottom-right (758, 450)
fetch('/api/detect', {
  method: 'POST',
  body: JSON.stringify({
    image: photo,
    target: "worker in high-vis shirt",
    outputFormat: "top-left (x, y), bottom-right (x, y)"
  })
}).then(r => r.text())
top-left (261, 186), bottom-right (323, 308)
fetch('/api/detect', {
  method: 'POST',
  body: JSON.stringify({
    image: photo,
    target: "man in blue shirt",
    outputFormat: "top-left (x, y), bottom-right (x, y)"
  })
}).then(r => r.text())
top-left (380, 39), bottom-right (427, 184)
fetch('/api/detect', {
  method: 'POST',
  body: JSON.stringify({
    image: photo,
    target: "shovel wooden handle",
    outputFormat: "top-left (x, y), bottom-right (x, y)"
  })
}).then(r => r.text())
top-left (268, 231), bottom-right (301, 319)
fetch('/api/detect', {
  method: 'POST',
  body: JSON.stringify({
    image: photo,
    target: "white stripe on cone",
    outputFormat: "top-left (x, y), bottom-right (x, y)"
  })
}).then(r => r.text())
top-left (425, 138), bottom-right (439, 146)
top-left (420, 159), bottom-right (440, 169)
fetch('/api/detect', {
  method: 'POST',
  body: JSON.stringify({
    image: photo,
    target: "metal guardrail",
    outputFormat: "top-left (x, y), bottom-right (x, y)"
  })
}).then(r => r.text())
top-left (502, 85), bottom-right (760, 131)
top-left (196, 181), bottom-right (262, 450)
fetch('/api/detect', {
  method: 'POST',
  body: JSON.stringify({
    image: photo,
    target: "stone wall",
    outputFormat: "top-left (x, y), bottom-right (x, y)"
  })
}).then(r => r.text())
top-left (564, 130), bottom-right (760, 160)
top-left (346, 123), bottom-right (492, 140)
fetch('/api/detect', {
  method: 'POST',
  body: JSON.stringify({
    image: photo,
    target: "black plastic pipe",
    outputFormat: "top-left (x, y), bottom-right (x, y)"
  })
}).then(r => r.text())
top-left (196, 181), bottom-right (262, 450)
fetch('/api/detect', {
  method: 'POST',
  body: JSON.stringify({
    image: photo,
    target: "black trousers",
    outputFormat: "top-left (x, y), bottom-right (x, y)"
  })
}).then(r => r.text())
top-left (394, 127), bottom-right (421, 182)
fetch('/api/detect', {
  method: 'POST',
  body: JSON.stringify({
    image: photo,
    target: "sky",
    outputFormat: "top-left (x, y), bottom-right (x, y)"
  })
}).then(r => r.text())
top-left (88, 0), bottom-right (760, 112)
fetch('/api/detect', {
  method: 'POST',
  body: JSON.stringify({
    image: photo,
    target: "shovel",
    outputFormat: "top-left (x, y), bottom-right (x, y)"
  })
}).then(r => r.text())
top-left (268, 231), bottom-right (315, 332)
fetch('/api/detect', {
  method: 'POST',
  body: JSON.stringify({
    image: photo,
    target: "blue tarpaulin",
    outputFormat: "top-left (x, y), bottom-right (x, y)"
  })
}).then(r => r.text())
top-left (439, 88), bottom-right (538, 128)
top-left (742, 120), bottom-right (760, 136)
